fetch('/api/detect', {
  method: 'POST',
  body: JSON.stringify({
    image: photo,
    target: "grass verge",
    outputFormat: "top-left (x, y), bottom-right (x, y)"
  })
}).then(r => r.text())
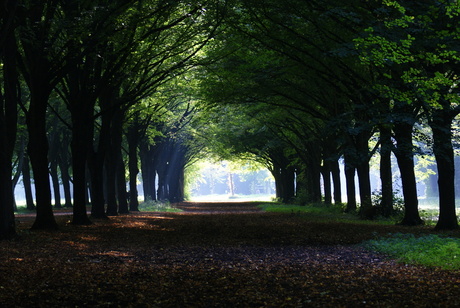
top-left (362, 233), bottom-right (460, 270)
top-left (138, 200), bottom-right (182, 212)
top-left (260, 203), bottom-right (460, 270)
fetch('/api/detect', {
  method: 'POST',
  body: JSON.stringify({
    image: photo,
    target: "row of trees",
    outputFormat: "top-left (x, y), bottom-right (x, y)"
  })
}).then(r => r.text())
top-left (1, 0), bottom-right (460, 239)
top-left (193, 0), bottom-right (460, 230)
top-left (0, 0), bottom-right (222, 239)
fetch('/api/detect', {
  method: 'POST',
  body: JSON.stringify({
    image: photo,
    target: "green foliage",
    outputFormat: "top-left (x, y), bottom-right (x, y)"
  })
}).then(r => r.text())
top-left (14, 206), bottom-right (35, 214)
top-left (138, 200), bottom-right (182, 213)
top-left (363, 233), bottom-right (460, 270)
top-left (370, 189), bottom-right (405, 216)
top-left (259, 203), bottom-right (349, 219)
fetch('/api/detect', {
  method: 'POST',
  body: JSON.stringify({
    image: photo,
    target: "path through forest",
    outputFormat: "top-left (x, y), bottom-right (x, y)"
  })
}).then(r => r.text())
top-left (1, 202), bottom-right (460, 307)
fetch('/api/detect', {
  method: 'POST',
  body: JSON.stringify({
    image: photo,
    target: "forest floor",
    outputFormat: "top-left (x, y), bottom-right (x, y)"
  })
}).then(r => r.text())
top-left (1, 202), bottom-right (460, 307)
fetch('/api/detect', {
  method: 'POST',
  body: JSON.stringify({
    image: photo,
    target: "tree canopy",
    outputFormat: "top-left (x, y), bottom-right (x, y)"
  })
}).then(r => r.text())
top-left (1, 0), bottom-right (460, 239)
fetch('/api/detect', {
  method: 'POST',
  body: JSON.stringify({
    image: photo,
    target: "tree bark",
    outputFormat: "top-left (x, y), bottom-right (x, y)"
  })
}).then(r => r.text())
top-left (379, 125), bottom-right (393, 217)
top-left (331, 160), bottom-right (342, 205)
top-left (344, 154), bottom-right (356, 213)
top-left (117, 155), bottom-right (129, 214)
top-left (321, 162), bottom-right (332, 204)
top-left (356, 161), bottom-right (373, 219)
top-left (0, 8), bottom-right (19, 237)
top-left (431, 110), bottom-right (458, 230)
top-left (58, 146), bottom-right (73, 208)
top-left (139, 142), bottom-right (155, 201)
top-left (22, 155), bottom-right (35, 210)
top-left (70, 113), bottom-right (92, 225)
top-left (393, 121), bottom-right (423, 226)
top-left (27, 93), bottom-right (58, 230)
top-left (127, 124), bottom-right (140, 211)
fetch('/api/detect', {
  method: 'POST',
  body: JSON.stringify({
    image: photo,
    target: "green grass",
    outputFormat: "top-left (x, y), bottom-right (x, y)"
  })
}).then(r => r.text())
top-left (260, 203), bottom-right (460, 270)
top-left (189, 194), bottom-right (275, 202)
top-left (14, 206), bottom-right (36, 214)
top-left (138, 200), bottom-right (182, 212)
top-left (362, 233), bottom-right (460, 270)
top-left (259, 203), bottom-right (343, 215)
top-left (257, 203), bottom-right (379, 223)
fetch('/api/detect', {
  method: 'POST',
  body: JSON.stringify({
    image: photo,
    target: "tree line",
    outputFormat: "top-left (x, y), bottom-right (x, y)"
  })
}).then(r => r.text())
top-left (1, 0), bottom-right (460, 239)
top-left (0, 0), bottom-right (221, 239)
top-left (193, 0), bottom-right (460, 230)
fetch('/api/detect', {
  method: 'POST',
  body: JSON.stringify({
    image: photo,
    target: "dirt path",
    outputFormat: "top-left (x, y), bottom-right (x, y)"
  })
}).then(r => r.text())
top-left (3, 202), bottom-right (460, 307)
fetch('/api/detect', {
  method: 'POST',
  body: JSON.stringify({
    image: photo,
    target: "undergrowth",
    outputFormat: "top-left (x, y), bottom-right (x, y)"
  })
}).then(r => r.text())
top-left (259, 203), bottom-right (342, 215)
top-left (258, 203), bottom-right (392, 224)
top-left (138, 200), bottom-right (182, 212)
top-left (362, 233), bottom-right (460, 270)
top-left (260, 202), bottom-right (460, 270)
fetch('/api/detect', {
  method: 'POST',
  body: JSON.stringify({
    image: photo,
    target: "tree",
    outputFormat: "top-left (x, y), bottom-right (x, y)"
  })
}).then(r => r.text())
top-left (55, 0), bottom-right (221, 220)
top-left (0, 0), bottom-right (19, 239)
top-left (354, 0), bottom-right (460, 229)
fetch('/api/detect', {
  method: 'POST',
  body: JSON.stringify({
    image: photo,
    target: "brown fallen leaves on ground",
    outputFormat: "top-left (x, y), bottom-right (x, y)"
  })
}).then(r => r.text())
top-left (1, 202), bottom-right (460, 307)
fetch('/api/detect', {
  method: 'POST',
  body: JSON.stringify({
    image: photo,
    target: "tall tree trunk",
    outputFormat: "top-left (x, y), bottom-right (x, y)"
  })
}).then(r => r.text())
top-left (27, 93), bottom-right (57, 230)
top-left (431, 110), bottom-right (458, 230)
top-left (22, 155), bottom-right (35, 210)
top-left (139, 143), bottom-right (155, 201)
top-left (70, 114), bottom-right (92, 225)
top-left (353, 132), bottom-right (373, 219)
top-left (48, 117), bottom-right (62, 208)
top-left (127, 124), bottom-right (140, 211)
top-left (12, 137), bottom-right (26, 211)
top-left (88, 153), bottom-right (107, 218)
top-left (59, 149), bottom-right (73, 208)
top-left (117, 155), bottom-right (129, 214)
top-left (330, 160), bottom-right (342, 205)
top-left (105, 108), bottom-right (125, 215)
top-left (166, 144), bottom-right (187, 203)
top-left (297, 148), bottom-right (322, 204)
top-left (393, 122), bottom-right (423, 226)
top-left (0, 0), bottom-right (19, 240)
top-left (105, 151), bottom-right (119, 215)
top-left (344, 153), bottom-right (356, 213)
top-left (50, 161), bottom-right (62, 208)
top-left (356, 161), bottom-right (373, 219)
top-left (379, 125), bottom-right (393, 217)
top-left (321, 162), bottom-right (332, 204)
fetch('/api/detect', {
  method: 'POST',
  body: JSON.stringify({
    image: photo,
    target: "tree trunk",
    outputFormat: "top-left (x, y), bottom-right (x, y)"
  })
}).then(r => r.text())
top-left (296, 148), bottom-right (322, 204)
top-left (431, 110), bottom-right (458, 230)
top-left (344, 154), bottom-right (356, 213)
top-left (331, 160), bottom-right (342, 205)
top-left (106, 107), bottom-right (125, 215)
top-left (0, 0), bottom-right (18, 240)
top-left (139, 143), bottom-right (155, 201)
top-left (393, 122), bottom-right (423, 226)
top-left (88, 153), bottom-right (107, 218)
top-left (50, 161), bottom-right (62, 208)
top-left (27, 93), bottom-right (58, 230)
top-left (117, 156), bottom-right (129, 214)
top-left (356, 161), bottom-right (373, 219)
top-left (70, 115), bottom-right (92, 225)
top-left (127, 124), bottom-right (140, 211)
top-left (58, 148), bottom-right (73, 208)
top-left (379, 125), bottom-right (393, 217)
top-left (22, 155), bottom-right (35, 210)
top-left (321, 162), bottom-right (332, 204)
top-left (105, 151), bottom-right (119, 215)
top-left (166, 144), bottom-right (187, 203)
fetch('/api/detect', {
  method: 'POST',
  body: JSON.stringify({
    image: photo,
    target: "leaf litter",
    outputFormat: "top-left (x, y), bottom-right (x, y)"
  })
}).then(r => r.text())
top-left (1, 202), bottom-right (460, 307)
